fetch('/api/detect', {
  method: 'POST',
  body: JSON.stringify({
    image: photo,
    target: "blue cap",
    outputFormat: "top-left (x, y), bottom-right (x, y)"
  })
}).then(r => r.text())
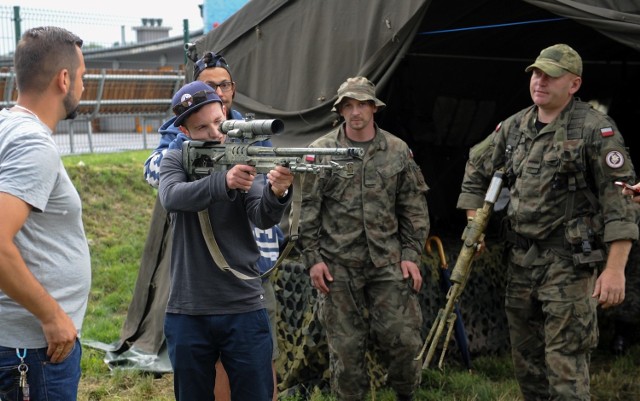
top-left (172, 81), bottom-right (222, 127)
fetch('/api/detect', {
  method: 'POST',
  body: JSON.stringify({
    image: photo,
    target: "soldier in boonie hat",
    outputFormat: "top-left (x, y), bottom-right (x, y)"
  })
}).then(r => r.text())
top-left (171, 81), bottom-right (222, 127)
top-left (332, 76), bottom-right (386, 112)
top-left (525, 43), bottom-right (582, 77)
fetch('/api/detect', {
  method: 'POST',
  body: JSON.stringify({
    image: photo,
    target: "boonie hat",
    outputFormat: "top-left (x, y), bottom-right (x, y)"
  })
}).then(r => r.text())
top-left (332, 76), bottom-right (386, 112)
top-left (525, 43), bottom-right (582, 77)
top-left (194, 51), bottom-right (232, 81)
top-left (172, 81), bottom-right (222, 127)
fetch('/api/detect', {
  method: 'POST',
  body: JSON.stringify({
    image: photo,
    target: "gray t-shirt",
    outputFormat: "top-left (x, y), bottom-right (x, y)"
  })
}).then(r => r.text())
top-left (0, 109), bottom-right (91, 348)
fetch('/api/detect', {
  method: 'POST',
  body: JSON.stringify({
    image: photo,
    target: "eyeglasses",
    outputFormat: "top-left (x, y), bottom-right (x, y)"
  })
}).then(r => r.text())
top-left (208, 81), bottom-right (235, 93)
top-left (172, 90), bottom-right (214, 115)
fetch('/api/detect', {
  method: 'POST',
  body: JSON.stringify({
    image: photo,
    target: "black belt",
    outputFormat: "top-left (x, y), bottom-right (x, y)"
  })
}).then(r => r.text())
top-left (505, 226), bottom-right (603, 269)
top-left (505, 228), bottom-right (567, 250)
top-left (505, 227), bottom-right (568, 267)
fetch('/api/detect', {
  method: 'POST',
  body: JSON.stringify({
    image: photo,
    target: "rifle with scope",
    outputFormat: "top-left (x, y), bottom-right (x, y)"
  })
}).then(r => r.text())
top-left (181, 117), bottom-right (364, 279)
top-left (182, 117), bottom-right (364, 180)
top-left (416, 170), bottom-right (505, 370)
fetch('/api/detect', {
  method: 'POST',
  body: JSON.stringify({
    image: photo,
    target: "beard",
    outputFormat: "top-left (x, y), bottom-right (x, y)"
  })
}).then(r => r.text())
top-left (63, 84), bottom-right (80, 120)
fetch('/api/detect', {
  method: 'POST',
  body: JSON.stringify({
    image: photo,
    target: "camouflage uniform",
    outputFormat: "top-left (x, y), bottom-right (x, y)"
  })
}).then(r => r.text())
top-left (458, 94), bottom-right (638, 400)
top-left (300, 120), bottom-right (430, 400)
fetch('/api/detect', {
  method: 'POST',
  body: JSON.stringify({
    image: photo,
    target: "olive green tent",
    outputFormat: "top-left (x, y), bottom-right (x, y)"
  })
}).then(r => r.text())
top-left (190, 0), bottom-right (640, 234)
top-left (98, 0), bottom-right (640, 391)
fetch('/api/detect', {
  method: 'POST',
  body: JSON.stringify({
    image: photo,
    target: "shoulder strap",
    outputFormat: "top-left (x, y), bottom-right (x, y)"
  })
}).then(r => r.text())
top-left (503, 109), bottom-right (529, 184)
top-left (199, 174), bottom-right (302, 281)
top-left (259, 174), bottom-right (301, 278)
top-left (562, 101), bottom-right (599, 221)
top-left (198, 209), bottom-right (258, 280)
top-left (567, 101), bottom-right (590, 140)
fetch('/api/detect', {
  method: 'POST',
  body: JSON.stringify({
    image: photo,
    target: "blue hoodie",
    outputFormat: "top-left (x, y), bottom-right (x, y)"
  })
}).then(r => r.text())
top-left (144, 109), bottom-right (284, 275)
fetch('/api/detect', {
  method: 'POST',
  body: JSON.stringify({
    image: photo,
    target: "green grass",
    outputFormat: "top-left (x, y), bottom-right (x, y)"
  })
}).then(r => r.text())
top-left (68, 150), bottom-right (640, 400)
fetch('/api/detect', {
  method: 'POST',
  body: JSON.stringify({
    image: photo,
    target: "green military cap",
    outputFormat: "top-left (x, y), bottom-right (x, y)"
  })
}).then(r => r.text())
top-left (332, 76), bottom-right (386, 112)
top-left (525, 43), bottom-right (583, 77)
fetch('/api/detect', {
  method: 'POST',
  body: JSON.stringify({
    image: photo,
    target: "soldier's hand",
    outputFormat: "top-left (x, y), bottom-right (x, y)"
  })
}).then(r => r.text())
top-left (475, 238), bottom-right (487, 256)
top-left (310, 262), bottom-right (332, 294)
top-left (226, 164), bottom-right (256, 192)
top-left (401, 260), bottom-right (423, 292)
top-left (592, 268), bottom-right (625, 309)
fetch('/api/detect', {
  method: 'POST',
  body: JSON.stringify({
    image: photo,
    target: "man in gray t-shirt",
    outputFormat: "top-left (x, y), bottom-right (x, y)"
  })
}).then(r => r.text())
top-left (0, 26), bottom-right (91, 401)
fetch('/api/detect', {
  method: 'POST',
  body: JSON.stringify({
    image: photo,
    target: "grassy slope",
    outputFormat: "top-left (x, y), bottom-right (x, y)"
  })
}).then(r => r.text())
top-left (64, 151), bottom-right (172, 400)
top-left (65, 151), bottom-right (640, 401)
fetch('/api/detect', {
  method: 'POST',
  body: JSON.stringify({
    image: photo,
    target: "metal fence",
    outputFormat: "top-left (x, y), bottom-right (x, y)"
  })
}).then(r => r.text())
top-left (1, 67), bottom-right (185, 154)
top-left (0, 5), bottom-right (142, 57)
top-left (0, 5), bottom-right (189, 154)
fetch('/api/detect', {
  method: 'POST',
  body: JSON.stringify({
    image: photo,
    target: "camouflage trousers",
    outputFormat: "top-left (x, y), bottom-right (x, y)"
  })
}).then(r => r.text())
top-left (317, 262), bottom-right (423, 401)
top-left (506, 247), bottom-right (598, 401)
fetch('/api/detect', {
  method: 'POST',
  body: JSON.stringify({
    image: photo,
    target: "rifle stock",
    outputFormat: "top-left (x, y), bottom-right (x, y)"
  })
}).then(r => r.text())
top-left (416, 170), bottom-right (504, 370)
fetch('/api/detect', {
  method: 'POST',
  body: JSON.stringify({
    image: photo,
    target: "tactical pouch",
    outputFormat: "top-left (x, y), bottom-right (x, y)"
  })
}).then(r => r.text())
top-left (564, 215), bottom-right (605, 267)
top-left (556, 139), bottom-right (584, 174)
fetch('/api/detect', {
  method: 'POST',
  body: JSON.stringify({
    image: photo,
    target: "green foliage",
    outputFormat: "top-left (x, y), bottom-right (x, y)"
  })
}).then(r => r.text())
top-left (72, 151), bottom-right (640, 400)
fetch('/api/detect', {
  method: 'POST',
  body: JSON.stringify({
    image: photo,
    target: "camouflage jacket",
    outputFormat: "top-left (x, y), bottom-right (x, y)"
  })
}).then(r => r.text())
top-left (300, 123), bottom-right (430, 268)
top-left (457, 98), bottom-right (638, 243)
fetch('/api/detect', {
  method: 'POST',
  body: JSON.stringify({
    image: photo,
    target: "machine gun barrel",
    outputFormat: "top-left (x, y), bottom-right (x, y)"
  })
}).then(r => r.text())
top-left (416, 170), bottom-right (504, 370)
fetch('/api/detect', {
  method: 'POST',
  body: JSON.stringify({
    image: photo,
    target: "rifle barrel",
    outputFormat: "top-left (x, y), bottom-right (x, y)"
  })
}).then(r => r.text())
top-left (246, 146), bottom-right (364, 157)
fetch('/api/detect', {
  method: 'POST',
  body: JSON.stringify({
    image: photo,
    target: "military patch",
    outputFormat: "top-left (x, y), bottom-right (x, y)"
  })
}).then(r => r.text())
top-left (601, 127), bottom-right (614, 137)
top-left (305, 154), bottom-right (316, 163)
top-left (605, 150), bottom-right (625, 169)
top-left (408, 148), bottom-right (414, 159)
top-left (495, 121), bottom-right (502, 132)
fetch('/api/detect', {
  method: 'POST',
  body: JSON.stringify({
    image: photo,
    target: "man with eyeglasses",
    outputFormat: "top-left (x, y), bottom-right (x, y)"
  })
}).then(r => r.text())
top-left (158, 80), bottom-right (293, 401)
top-left (139, 51), bottom-right (283, 400)
top-left (145, 51), bottom-right (243, 187)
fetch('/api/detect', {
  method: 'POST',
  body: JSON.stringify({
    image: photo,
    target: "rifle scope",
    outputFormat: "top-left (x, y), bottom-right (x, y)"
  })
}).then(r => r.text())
top-left (221, 119), bottom-right (284, 138)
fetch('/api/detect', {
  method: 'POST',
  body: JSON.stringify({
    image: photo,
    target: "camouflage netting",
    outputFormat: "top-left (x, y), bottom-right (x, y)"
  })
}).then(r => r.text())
top-left (272, 236), bottom-right (511, 396)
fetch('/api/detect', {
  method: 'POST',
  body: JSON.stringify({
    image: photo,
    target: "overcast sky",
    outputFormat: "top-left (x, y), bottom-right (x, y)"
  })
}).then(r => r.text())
top-left (3, 0), bottom-right (206, 45)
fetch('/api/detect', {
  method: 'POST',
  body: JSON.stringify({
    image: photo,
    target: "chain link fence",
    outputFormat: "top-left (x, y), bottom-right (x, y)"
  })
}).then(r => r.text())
top-left (0, 5), bottom-right (192, 154)
top-left (0, 5), bottom-right (143, 58)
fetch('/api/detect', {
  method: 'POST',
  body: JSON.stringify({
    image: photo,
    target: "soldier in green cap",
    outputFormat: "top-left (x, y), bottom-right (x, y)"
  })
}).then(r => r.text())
top-left (299, 76), bottom-right (430, 401)
top-left (457, 44), bottom-right (638, 400)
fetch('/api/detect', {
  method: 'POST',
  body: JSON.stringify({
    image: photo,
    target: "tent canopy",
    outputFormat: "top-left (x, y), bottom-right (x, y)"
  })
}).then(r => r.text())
top-left (192, 0), bottom-right (640, 235)
top-left (97, 0), bottom-right (640, 381)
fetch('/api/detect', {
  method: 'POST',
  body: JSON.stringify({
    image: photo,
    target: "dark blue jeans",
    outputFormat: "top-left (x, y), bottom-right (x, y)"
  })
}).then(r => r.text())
top-left (0, 338), bottom-right (82, 401)
top-left (165, 309), bottom-right (273, 401)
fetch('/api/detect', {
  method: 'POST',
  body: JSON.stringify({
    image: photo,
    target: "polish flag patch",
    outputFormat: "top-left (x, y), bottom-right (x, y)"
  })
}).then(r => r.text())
top-left (601, 127), bottom-right (614, 137)
top-left (305, 154), bottom-right (316, 163)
